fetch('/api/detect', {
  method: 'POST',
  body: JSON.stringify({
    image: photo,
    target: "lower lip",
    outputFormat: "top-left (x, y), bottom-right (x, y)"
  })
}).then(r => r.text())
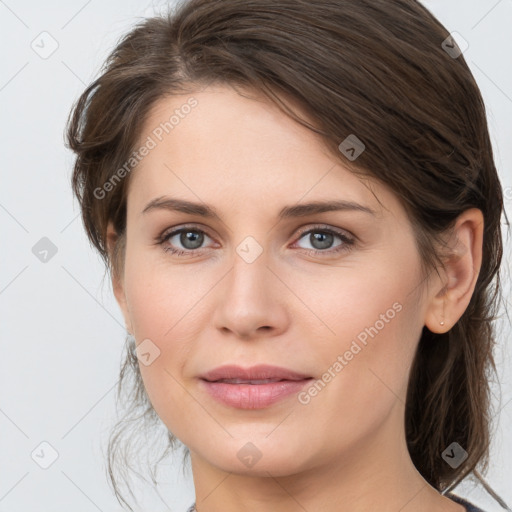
top-left (200, 378), bottom-right (313, 409)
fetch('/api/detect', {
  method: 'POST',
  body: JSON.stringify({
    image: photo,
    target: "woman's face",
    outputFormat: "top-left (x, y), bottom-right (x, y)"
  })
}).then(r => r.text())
top-left (112, 84), bottom-right (436, 477)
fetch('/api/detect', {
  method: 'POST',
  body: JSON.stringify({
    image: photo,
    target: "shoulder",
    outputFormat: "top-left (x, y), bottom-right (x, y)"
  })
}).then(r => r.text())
top-left (446, 493), bottom-right (488, 512)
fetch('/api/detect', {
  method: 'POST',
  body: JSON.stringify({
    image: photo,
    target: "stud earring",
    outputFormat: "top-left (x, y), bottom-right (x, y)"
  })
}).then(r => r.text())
top-left (440, 300), bottom-right (445, 326)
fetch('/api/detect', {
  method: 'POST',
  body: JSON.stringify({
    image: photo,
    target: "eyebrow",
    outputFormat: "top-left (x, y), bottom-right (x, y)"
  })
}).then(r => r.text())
top-left (142, 196), bottom-right (377, 219)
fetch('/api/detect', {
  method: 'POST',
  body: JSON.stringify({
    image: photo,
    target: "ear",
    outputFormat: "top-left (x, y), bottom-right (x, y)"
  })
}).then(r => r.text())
top-left (424, 208), bottom-right (484, 334)
top-left (106, 221), bottom-right (133, 335)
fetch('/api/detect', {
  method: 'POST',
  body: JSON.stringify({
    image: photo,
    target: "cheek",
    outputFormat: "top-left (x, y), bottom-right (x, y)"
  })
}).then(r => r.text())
top-left (123, 247), bottom-right (204, 336)
top-left (303, 248), bottom-right (423, 406)
top-left (122, 256), bottom-right (209, 423)
top-left (295, 278), bottom-right (421, 457)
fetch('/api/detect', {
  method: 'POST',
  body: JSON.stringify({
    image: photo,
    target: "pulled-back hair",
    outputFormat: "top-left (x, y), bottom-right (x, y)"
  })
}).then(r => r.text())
top-left (65, 0), bottom-right (509, 509)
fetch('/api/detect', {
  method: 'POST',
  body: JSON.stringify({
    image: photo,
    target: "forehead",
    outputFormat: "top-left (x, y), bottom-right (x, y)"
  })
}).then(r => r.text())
top-left (127, 84), bottom-right (397, 219)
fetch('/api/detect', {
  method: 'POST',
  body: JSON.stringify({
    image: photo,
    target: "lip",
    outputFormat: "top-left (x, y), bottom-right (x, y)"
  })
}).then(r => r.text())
top-left (199, 364), bottom-right (314, 409)
top-left (200, 364), bottom-right (312, 382)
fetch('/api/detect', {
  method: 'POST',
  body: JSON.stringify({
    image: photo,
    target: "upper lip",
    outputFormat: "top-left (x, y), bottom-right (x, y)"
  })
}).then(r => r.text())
top-left (200, 364), bottom-right (312, 382)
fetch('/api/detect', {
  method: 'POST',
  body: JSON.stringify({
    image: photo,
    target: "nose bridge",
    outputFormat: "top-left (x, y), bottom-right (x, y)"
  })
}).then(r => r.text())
top-left (213, 233), bottom-right (286, 336)
top-left (227, 235), bottom-right (270, 307)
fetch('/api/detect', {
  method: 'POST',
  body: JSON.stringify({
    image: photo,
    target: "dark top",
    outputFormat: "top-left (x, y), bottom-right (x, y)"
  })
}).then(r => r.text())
top-left (447, 493), bottom-right (487, 512)
top-left (187, 493), bottom-right (487, 511)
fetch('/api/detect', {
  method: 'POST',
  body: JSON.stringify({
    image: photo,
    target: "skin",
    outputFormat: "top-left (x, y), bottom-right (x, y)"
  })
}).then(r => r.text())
top-left (107, 84), bottom-right (483, 512)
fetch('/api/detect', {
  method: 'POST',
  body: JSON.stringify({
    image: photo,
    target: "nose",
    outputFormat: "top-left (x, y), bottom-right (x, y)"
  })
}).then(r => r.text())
top-left (212, 248), bottom-right (289, 340)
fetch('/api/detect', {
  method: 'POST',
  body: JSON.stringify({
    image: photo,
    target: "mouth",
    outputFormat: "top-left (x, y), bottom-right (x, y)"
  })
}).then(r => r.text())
top-left (198, 365), bottom-right (314, 409)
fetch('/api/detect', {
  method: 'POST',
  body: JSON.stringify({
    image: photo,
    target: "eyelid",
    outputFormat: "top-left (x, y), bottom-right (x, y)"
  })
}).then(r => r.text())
top-left (293, 223), bottom-right (355, 241)
top-left (157, 223), bottom-right (215, 242)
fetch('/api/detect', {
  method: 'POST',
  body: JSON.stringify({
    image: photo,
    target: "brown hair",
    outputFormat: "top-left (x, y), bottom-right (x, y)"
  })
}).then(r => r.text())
top-left (65, 0), bottom-right (509, 509)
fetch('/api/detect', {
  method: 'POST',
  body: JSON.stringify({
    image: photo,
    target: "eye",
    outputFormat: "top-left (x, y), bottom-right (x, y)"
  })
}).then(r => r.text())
top-left (157, 226), bottom-right (214, 257)
top-left (293, 225), bottom-right (355, 255)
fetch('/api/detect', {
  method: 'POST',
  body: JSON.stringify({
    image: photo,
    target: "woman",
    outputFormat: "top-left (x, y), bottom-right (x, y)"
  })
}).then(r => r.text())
top-left (65, 0), bottom-right (510, 511)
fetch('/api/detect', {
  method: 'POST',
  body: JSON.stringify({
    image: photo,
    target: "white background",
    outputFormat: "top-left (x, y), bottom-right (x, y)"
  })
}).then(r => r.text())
top-left (0, 1), bottom-right (511, 511)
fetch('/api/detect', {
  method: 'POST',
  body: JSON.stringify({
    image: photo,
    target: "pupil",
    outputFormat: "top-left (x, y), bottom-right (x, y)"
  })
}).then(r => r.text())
top-left (182, 231), bottom-right (203, 249)
top-left (312, 232), bottom-right (332, 249)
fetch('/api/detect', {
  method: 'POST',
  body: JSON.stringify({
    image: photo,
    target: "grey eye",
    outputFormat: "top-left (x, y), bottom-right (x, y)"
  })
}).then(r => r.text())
top-left (296, 230), bottom-right (344, 251)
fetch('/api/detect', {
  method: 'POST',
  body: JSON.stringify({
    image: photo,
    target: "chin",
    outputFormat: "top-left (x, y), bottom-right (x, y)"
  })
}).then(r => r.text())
top-left (197, 438), bottom-right (309, 476)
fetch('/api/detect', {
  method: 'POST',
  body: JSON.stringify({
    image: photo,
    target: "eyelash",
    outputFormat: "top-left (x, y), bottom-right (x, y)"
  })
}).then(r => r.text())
top-left (156, 224), bottom-right (355, 258)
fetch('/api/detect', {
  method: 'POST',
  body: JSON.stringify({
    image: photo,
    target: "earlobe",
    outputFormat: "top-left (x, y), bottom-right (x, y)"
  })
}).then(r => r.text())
top-left (424, 208), bottom-right (484, 334)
